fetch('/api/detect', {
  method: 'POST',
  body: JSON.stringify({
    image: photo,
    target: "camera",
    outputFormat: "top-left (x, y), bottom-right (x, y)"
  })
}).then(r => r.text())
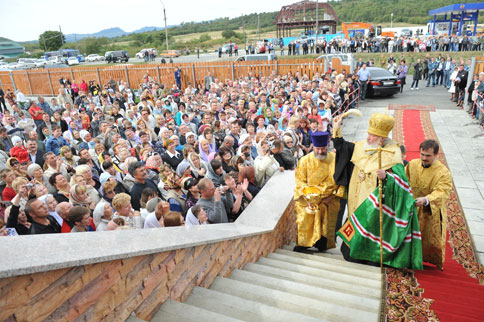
top-left (26, 183), bottom-right (35, 190)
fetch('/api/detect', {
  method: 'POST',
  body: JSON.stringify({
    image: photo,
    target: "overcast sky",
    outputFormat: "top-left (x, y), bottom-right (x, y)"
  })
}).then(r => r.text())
top-left (1, 0), bottom-right (296, 42)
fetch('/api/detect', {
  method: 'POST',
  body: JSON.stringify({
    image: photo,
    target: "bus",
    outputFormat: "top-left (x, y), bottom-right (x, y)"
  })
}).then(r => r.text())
top-left (44, 49), bottom-right (85, 63)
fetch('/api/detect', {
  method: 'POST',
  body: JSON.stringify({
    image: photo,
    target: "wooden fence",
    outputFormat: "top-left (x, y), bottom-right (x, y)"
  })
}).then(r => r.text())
top-left (0, 58), bottom-right (349, 97)
top-left (476, 55), bottom-right (484, 74)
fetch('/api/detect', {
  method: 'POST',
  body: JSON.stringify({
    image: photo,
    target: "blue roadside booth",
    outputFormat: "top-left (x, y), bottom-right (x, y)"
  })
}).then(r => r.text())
top-left (429, 3), bottom-right (484, 36)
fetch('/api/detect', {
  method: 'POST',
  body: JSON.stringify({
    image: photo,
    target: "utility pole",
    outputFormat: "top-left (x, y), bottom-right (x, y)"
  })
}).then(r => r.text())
top-left (59, 25), bottom-right (64, 45)
top-left (315, 0), bottom-right (319, 47)
top-left (74, 34), bottom-right (79, 50)
top-left (391, 13), bottom-right (393, 28)
top-left (257, 14), bottom-right (260, 40)
top-left (42, 35), bottom-right (47, 52)
top-left (160, 0), bottom-right (169, 51)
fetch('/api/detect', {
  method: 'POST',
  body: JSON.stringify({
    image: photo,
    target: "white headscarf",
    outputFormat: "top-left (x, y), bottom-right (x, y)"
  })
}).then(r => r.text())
top-left (38, 194), bottom-right (63, 226)
top-left (185, 207), bottom-right (207, 227)
top-left (143, 212), bottom-right (162, 228)
top-left (93, 201), bottom-right (108, 228)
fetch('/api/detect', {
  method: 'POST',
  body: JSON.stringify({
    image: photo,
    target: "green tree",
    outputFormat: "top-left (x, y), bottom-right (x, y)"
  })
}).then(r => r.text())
top-left (222, 30), bottom-right (237, 39)
top-left (38, 31), bottom-right (65, 51)
top-left (199, 33), bottom-right (212, 42)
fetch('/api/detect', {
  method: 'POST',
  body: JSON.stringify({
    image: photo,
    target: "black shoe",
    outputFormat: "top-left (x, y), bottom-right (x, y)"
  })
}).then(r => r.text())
top-left (293, 246), bottom-right (312, 254)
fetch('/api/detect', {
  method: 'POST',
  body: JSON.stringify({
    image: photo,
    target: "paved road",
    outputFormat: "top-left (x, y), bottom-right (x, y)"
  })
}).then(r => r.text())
top-left (80, 52), bottom-right (235, 66)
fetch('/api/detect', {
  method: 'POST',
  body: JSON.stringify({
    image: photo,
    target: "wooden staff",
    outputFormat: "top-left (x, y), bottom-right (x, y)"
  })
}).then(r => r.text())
top-left (365, 145), bottom-right (395, 273)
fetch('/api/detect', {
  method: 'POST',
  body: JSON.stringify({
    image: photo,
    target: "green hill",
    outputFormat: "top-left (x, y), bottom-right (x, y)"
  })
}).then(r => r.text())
top-left (330, 0), bottom-right (482, 25)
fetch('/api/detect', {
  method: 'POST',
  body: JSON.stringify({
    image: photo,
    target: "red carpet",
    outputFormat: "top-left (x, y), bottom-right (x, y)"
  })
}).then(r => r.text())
top-left (398, 109), bottom-right (484, 322)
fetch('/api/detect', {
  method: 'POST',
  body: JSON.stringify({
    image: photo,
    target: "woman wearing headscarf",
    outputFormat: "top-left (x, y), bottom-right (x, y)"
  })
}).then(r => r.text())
top-left (176, 161), bottom-right (192, 179)
top-left (79, 130), bottom-right (96, 151)
top-left (69, 184), bottom-right (95, 210)
top-left (187, 152), bottom-right (208, 179)
top-left (7, 157), bottom-right (28, 178)
top-left (185, 205), bottom-right (208, 227)
top-left (93, 201), bottom-right (114, 231)
top-left (38, 194), bottom-right (63, 226)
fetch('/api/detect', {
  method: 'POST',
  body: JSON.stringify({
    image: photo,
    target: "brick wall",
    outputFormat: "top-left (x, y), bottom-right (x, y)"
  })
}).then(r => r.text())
top-left (0, 201), bottom-right (295, 322)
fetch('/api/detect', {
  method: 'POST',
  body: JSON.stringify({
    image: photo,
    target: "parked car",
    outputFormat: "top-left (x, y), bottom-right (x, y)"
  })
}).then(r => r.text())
top-left (235, 54), bottom-right (277, 62)
top-left (67, 57), bottom-right (80, 66)
top-left (366, 67), bottom-right (401, 97)
top-left (160, 50), bottom-right (181, 58)
top-left (34, 59), bottom-right (47, 68)
top-left (86, 54), bottom-right (104, 62)
top-left (136, 48), bottom-right (158, 59)
top-left (46, 56), bottom-right (64, 65)
top-left (105, 50), bottom-right (129, 63)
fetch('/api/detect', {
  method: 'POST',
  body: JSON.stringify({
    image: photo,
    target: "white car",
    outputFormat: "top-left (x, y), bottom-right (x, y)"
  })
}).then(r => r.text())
top-left (67, 57), bottom-right (79, 66)
top-left (86, 54), bottom-right (103, 62)
top-left (34, 59), bottom-right (46, 68)
top-left (46, 56), bottom-right (64, 65)
top-left (136, 48), bottom-right (158, 59)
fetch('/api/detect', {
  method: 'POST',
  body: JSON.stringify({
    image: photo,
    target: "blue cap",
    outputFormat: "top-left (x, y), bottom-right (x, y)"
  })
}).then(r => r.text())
top-left (311, 131), bottom-right (330, 148)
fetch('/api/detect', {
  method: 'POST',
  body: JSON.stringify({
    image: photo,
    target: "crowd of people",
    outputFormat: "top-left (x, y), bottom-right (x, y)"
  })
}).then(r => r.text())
top-left (0, 66), bottom-right (361, 236)
top-left (281, 34), bottom-right (484, 56)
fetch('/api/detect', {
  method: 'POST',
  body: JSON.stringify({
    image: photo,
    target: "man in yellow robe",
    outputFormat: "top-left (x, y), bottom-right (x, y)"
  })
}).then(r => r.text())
top-left (406, 139), bottom-right (452, 270)
top-left (332, 113), bottom-right (403, 263)
top-left (294, 131), bottom-right (344, 252)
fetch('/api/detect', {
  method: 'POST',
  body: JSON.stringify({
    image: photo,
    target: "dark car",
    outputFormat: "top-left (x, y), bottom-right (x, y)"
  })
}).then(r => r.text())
top-left (366, 67), bottom-right (401, 97)
top-left (105, 50), bottom-right (129, 63)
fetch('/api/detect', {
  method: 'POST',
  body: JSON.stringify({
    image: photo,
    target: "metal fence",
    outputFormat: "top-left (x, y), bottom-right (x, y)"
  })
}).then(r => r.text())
top-left (0, 57), bottom-right (350, 96)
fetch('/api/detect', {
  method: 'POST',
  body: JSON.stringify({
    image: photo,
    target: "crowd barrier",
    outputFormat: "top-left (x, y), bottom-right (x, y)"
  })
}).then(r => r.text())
top-left (0, 58), bottom-right (350, 97)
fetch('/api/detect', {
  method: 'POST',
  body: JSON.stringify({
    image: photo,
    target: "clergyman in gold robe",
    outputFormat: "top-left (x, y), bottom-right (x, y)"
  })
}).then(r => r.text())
top-left (406, 139), bottom-right (452, 270)
top-left (294, 131), bottom-right (344, 252)
top-left (332, 113), bottom-right (402, 264)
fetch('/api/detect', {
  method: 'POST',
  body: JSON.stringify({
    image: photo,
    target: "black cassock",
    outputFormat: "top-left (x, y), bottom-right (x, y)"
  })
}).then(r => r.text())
top-left (332, 136), bottom-right (380, 267)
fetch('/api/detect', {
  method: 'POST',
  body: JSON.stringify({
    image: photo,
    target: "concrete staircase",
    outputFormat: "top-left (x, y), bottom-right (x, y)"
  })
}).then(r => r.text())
top-left (129, 243), bottom-right (383, 322)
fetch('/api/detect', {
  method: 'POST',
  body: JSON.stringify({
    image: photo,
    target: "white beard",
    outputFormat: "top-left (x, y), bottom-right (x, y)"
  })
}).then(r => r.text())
top-left (363, 142), bottom-right (380, 155)
top-left (314, 153), bottom-right (327, 160)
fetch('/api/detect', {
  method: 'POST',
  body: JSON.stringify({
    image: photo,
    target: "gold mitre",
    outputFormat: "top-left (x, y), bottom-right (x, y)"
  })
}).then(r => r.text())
top-left (368, 113), bottom-right (394, 138)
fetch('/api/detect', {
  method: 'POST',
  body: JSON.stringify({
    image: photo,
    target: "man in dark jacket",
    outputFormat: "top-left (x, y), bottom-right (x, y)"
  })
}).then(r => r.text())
top-left (455, 64), bottom-right (468, 108)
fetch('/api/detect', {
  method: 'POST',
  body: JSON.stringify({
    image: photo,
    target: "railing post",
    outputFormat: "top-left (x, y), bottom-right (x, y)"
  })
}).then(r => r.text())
top-left (191, 64), bottom-right (196, 87)
top-left (124, 66), bottom-right (130, 88)
top-left (96, 68), bottom-right (101, 86)
top-left (46, 70), bottom-right (55, 96)
top-left (275, 60), bottom-right (278, 75)
top-left (26, 71), bottom-right (33, 95)
top-left (69, 68), bottom-right (74, 82)
top-left (156, 65), bottom-right (161, 84)
top-left (9, 71), bottom-right (16, 92)
top-left (231, 62), bottom-right (235, 81)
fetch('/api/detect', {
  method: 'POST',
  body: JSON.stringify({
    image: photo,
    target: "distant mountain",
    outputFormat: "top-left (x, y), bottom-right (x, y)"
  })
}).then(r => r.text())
top-left (64, 26), bottom-right (172, 42)
top-left (65, 27), bottom-right (128, 42)
top-left (131, 26), bottom-right (166, 34)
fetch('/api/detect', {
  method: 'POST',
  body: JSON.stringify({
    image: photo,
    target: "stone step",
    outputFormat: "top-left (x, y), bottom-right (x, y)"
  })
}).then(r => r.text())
top-left (210, 276), bottom-right (379, 322)
top-left (229, 269), bottom-right (380, 312)
top-left (256, 257), bottom-right (381, 289)
top-left (283, 243), bottom-right (344, 257)
top-left (312, 252), bottom-right (346, 261)
top-left (275, 248), bottom-right (380, 273)
top-left (152, 299), bottom-right (242, 322)
top-left (266, 252), bottom-right (382, 280)
top-left (185, 286), bottom-right (323, 322)
top-left (126, 315), bottom-right (146, 322)
top-left (243, 262), bottom-right (381, 299)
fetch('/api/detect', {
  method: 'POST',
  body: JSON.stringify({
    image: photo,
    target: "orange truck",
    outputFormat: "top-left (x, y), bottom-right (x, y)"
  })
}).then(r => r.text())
top-left (341, 22), bottom-right (383, 39)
